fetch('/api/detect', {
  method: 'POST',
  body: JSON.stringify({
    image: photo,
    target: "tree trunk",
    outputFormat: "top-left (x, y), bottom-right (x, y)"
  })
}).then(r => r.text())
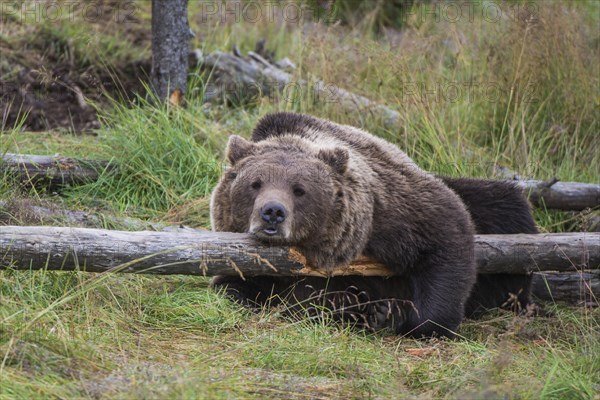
top-left (1, 227), bottom-right (597, 277)
top-left (151, 0), bottom-right (191, 105)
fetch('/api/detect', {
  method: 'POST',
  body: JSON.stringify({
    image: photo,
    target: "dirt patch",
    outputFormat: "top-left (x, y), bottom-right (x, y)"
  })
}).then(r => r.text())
top-left (0, 1), bottom-right (151, 134)
top-left (1, 57), bottom-right (150, 134)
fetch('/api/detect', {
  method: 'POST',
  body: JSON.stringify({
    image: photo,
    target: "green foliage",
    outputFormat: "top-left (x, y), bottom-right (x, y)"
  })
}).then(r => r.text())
top-left (2, 266), bottom-right (598, 398)
top-left (193, 1), bottom-right (598, 189)
top-left (70, 95), bottom-right (223, 219)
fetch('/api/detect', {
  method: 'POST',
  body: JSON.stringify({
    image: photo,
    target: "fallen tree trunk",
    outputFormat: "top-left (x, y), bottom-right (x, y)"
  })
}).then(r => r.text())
top-left (532, 270), bottom-right (599, 306)
top-left (0, 153), bottom-right (113, 189)
top-left (3, 153), bottom-right (597, 211)
top-left (201, 51), bottom-right (402, 130)
top-left (0, 199), bottom-right (165, 231)
top-left (1, 227), bottom-right (598, 277)
top-left (517, 179), bottom-right (600, 211)
top-left (473, 233), bottom-right (599, 274)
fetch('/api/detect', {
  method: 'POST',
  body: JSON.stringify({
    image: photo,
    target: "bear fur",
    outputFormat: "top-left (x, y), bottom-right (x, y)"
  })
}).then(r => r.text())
top-left (440, 177), bottom-right (538, 316)
top-left (210, 112), bottom-right (537, 338)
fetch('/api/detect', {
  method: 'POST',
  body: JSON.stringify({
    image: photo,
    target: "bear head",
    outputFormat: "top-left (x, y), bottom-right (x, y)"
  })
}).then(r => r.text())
top-left (220, 134), bottom-right (349, 246)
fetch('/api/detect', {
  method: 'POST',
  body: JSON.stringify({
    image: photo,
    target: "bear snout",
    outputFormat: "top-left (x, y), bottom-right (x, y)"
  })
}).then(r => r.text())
top-left (249, 190), bottom-right (293, 240)
top-left (260, 201), bottom-right (287, 226)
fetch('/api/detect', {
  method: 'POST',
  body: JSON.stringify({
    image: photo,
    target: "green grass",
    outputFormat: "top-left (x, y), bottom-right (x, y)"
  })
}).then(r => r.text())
top-left (0, 1), bottom-right (150, 77)
top-left (1, 266), bottom-right (598, 398)
top-left (1, 0), bottom-right (599, 398)
top-left (69, 95), bottom-right (225, 220)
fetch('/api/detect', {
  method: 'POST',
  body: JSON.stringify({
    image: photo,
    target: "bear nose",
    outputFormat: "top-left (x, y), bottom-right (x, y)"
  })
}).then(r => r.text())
top-left (260, 202), bottom-right (286, 224)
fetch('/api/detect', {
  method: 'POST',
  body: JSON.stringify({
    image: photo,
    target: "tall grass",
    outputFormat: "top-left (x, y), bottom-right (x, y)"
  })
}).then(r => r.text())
top-left (68, 93), bottom-right (224, 220)
top-left (189, 0), bottom-right (599, 234)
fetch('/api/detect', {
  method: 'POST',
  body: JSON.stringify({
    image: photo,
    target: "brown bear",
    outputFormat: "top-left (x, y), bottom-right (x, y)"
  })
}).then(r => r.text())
top-left (210, 112), bottom-right (536, 338)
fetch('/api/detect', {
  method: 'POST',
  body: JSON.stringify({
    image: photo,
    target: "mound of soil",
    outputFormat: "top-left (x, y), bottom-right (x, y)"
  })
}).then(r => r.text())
top-left (1, 59), bottom-right (150, 134)
top-left (1, 0), bottom-right (152, 134)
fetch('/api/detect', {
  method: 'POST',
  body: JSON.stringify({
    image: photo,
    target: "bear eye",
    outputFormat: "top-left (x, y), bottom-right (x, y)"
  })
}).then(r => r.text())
top-left (227, 171), bottom-right (238, 180)
top-left (251, 181), bottom-right (262, 190)
top-left (293, 186), bottom-right (305, 197)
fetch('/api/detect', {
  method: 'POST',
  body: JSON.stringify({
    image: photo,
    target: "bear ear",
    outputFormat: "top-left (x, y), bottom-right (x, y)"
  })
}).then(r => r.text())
top-left (226, 135), bottom-right (256, 165)
top-left (317, 148), bottom-right (349, 174)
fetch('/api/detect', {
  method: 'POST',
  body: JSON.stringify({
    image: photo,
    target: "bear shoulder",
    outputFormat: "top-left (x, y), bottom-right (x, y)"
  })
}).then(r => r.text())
top-left (252, 112), bottom-right (418, 170)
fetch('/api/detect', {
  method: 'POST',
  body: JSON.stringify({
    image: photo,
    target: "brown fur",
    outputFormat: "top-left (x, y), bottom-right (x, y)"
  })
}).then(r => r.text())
top-left (211, 112), bottom-right (477, 338)
top-left (440, 177), bottom-right (539, 316)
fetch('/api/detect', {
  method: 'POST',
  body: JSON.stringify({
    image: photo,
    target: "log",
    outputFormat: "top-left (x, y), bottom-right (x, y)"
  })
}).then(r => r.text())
top-left (474, 233), bottom-right (599, 274)
top-left (495, 166), bottom-right (599, 211)
top-left (0, 199), bottom-right (165, 231)
top-left (0, 227), bottom-right (598, 277)
top-left (2, 153), bottom-right (597, 211)
top-left (0, 226), bottom-right (323, 277)
top-left (200, 51), bottom-right (402, 130)
top-left (516, 179), bottom-right (600, 211)
top-left (532, 270), bottom-right (599, 306)
top-left (0, 153), bottom-right (112, 189)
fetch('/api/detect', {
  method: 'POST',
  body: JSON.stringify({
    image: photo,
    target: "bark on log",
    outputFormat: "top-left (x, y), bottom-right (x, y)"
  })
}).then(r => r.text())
top-left (151, 0), bottom-right (192, 105)
top-left (532, 270), bottom-right (599, 306)
top-left (474, 233), bottom-right (599, 273)
top-left (0, 227), bottom-right (598, 277)
top-left (2, 153), bottom-right (597, 211)
top-left (517, 180), bottom-right (600, 211)
top-left (0, 153), bottom-right (112, 189)
top-left (201, 51), bottom-right (402, 130)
